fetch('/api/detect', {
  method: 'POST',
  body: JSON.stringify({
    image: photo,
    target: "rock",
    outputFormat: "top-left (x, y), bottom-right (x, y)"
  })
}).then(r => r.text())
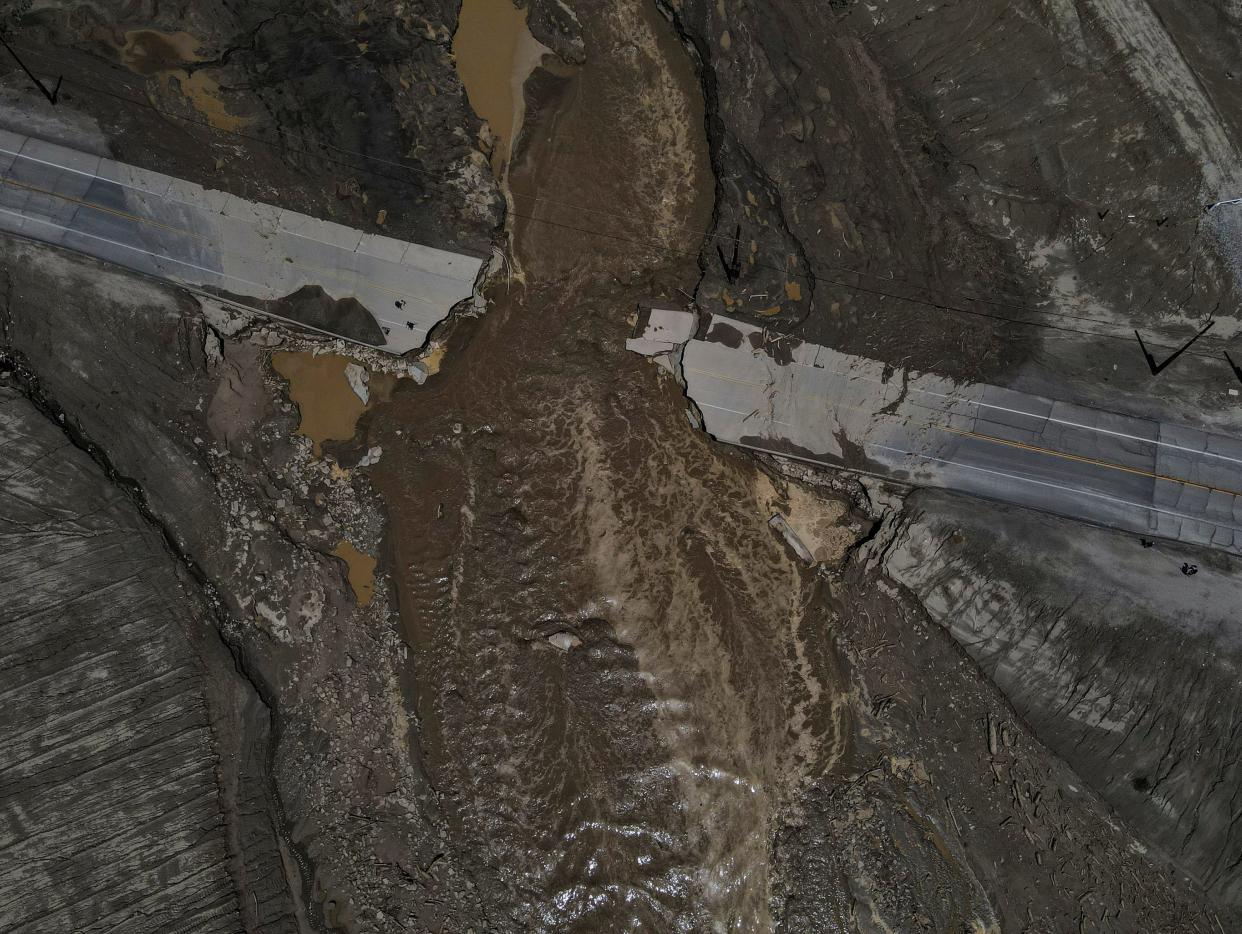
top-left (200, 298), bottom-right (253, 336)
top-left (357, 445), bottom-right (383, 467)
top-left (204, 326), bottom-right (223, 368)
top-left (345, 362), bottom-right (370, 404)
top-left (406, 361), bottom-right (430, 385)
top-left (547, 631), bottom-right (582, 651)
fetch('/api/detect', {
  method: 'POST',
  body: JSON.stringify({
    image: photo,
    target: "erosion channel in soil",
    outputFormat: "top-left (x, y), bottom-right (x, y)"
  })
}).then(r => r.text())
top-left (364, 0), bottom-right (1224, 930)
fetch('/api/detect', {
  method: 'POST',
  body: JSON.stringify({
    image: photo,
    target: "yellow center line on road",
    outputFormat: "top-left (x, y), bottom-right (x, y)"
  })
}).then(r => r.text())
top-left (683, 366), bottom-right (769, 387)
top-left (0, 173), bottom-right (440, 309)
top-left (686, 363), bottom-right (1242, 496)
top-left (940, 425), bottom-right (1242, 499)
top-left (682, 358), bottom-right (1240, 503)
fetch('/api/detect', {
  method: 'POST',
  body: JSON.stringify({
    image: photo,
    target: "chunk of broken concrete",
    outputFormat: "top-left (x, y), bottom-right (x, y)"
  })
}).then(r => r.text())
top-left (356, 445), bottom-right (383, 467)
top-left (405, 361), bottom-right (429, 385)
top-left (203, 328), bottom-right (223, 368)
top-left (345, 363), bottom-right (370, 404)
top-left (626, 307), bottom-right (697, 357)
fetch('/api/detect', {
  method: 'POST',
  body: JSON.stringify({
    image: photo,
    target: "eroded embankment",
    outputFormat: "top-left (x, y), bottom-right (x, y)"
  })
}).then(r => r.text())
top-left (362, 0), bottom-right (1226, 930)
top-left (370, 0), bottom-right (850, 927)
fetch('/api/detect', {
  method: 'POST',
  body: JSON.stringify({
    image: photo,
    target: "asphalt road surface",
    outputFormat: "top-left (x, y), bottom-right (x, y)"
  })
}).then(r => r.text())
top-left (658, 311), bottom-right (1242, 555)
top-left (0, 129), bottom-right (483, 354)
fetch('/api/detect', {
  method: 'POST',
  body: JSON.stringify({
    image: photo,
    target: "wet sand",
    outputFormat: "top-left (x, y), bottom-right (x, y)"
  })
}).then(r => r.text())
top-left (118, 29), bottom-right (253, 131)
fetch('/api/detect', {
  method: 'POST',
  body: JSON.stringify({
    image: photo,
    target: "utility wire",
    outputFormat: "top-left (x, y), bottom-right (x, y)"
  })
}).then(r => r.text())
top-left (2, 43), bottom-right (1235, 361)
top-left (8, 45), bottom-right (1215, 272)
top-left (9, 42), bottom-right (1210, 258)
top-left (504, 206), bottom-right (1232, 362)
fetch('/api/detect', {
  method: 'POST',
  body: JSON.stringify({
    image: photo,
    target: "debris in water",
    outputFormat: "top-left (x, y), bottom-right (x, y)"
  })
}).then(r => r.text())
top-left (769, 512), bottom-right (815, 565)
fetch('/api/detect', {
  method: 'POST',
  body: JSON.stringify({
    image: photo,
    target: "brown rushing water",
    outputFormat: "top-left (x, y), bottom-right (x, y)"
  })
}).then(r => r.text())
top-left (370, 1), bottom-right (850, 928)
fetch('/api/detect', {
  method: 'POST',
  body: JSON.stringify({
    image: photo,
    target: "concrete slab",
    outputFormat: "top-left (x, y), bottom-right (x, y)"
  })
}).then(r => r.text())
top-left (0, 130), bottom-right (483, 354)
top-left (94, 160), bottom-right (174, 198)
top-left (671, 313), bottom-right (1242, 555)
top-left (19, 136), bottom-right (101, 180)
top-left (356, 232), bottom-right (408, 264)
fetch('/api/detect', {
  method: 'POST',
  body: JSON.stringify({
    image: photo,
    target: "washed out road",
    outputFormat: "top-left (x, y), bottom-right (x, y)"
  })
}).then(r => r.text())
top-left (647, 312), bottom-right (1242, 555)
top-left (6, 124), bottom-right (1240, 556)
top-left (0, 128), bottom-right (482, 354)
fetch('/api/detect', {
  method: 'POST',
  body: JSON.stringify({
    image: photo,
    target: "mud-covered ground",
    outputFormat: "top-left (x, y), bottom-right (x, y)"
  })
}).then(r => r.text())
top-left (2, 0), bottom-right (1242, 932)
top-left (1, 0), bottom-right (503, 250)
top-left (880, 489), bottom-right (1242, 914)
top-left (665, 0), bottom-right (1242, 430)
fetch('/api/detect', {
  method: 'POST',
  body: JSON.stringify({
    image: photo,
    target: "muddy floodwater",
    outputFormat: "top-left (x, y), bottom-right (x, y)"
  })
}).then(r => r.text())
top-left (366, 0), bottom-right (1232, 930)
top-left (371, 0), bottom-right (837, 927)
top-left (452, 0), bottom-right (550, 176)
top-left (332, 540), bottom-right (377, 606)
top-left (272, 351), bottom-right (392, 455)
top-left (3, 0), bottom-right (1233, 928)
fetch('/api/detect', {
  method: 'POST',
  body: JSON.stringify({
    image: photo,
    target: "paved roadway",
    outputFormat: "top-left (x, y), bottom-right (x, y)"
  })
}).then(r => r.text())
top-left (653, 311), bottom-right (1242, 555)
top-left (0, 129), bottom-right (483, 354)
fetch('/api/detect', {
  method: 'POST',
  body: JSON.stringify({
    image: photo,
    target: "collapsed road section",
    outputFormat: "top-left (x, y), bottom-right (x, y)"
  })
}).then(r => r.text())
top-left (632, 308), bottom-right (1242, 554)
top-left (0, 129), bottom-right (484, 354)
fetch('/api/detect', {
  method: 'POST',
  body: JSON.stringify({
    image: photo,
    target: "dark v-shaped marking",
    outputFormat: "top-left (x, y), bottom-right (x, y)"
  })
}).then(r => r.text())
top-left (1134, 319), bottom-right (1214, 375)
top-left (1225, 350), bottom-right (1242, 387)
top-left (716, 224), bottom-right (742, 284)
top-left (0, 35), bottom-right (62, 104)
